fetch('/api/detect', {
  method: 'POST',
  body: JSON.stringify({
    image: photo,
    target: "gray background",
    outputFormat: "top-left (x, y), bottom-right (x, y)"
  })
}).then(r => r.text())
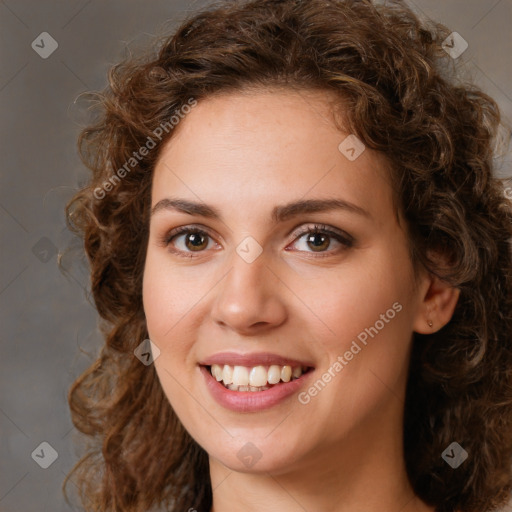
top-left (1, 1), bottom-right (511, 511)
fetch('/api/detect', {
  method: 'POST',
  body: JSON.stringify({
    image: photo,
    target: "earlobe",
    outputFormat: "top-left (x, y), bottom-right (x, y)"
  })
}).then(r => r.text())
top-left (413, 273), bottom-right (461, 334)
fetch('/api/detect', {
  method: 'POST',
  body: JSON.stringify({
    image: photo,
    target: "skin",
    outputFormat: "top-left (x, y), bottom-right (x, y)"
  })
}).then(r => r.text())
top-left (142, 88), bottom-right (460, 512)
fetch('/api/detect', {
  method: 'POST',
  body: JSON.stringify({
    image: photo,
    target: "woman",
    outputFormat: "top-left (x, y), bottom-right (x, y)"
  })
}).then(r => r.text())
top-left (63, 0), bottom-right (512, 511)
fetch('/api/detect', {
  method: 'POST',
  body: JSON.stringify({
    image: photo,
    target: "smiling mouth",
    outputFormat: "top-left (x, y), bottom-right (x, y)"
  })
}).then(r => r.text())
top-left (203, 364), bottom-right (314, 392)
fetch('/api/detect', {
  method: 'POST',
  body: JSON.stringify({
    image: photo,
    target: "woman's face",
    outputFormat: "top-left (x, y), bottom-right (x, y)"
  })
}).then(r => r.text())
top-left (143, 88), bottom-right (431, 475)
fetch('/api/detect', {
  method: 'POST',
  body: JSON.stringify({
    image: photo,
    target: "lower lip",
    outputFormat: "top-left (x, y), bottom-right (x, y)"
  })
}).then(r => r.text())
top-left (200, 365), bottom-right (314, 412)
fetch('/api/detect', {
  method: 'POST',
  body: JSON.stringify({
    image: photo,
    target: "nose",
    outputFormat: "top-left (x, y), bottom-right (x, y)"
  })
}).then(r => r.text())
top-left (210, 249), bottom-right (288, 335)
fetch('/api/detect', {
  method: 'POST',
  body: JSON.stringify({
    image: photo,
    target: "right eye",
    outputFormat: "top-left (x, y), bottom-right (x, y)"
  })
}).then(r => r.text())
top-left (161, 226), bottom-right (218, 257)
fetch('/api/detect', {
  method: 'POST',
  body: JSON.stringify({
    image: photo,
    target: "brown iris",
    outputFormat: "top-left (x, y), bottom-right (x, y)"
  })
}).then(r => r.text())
top-left (185, 232), bottom-right (208, 251)
top-left (307, 232), bottom-right (330, 252)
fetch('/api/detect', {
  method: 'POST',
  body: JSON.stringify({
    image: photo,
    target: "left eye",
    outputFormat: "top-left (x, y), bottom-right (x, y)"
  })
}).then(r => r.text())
top-left (290, 226), bottom-right (353, 253)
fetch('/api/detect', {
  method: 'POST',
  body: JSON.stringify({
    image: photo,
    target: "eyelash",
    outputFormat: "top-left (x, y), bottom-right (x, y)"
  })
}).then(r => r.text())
top-left (160, 223), bottom-right (354, 259)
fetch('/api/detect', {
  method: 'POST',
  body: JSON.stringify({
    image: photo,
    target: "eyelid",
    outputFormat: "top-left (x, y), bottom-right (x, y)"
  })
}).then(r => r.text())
top-left (288, 223), bottom-right (354, 245)
top-left (162, 224), bottom-right (213, 243)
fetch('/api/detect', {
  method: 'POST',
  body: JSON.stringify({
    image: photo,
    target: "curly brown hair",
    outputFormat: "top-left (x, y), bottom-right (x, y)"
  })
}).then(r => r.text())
top-left (62, 0), bottom-right (512, 511)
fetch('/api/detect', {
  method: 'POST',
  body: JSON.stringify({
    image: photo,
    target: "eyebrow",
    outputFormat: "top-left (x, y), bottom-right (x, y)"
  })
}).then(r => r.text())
top-left (151, 197), bottom-right (371, 223)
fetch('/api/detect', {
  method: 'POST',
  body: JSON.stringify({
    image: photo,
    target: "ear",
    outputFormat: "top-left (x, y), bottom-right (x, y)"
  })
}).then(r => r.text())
top-left (412, 270), bottom-right (461, 334)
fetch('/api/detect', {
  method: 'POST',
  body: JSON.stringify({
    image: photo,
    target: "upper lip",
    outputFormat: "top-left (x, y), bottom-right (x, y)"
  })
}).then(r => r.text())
top-left (199, 352), bottom-right (315, 368)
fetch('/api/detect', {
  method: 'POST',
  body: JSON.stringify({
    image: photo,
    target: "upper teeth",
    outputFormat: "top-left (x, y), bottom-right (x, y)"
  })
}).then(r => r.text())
top-left (210, 364), bottom-right (305, 387)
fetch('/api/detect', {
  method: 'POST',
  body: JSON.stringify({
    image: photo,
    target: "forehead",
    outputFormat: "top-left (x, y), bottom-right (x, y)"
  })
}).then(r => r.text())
top-left (151, 88), bottom-right (394, 227)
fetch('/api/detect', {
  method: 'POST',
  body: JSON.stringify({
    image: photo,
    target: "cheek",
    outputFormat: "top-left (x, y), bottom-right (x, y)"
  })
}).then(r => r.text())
top-left (295, 259), bottom-right (405, 336)
top-left (142, 251), bottom-right (199, 337)
top-left (142, 256), bottom-right (196, 406)
top-left (297, 251), bottom-right (414, 381)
